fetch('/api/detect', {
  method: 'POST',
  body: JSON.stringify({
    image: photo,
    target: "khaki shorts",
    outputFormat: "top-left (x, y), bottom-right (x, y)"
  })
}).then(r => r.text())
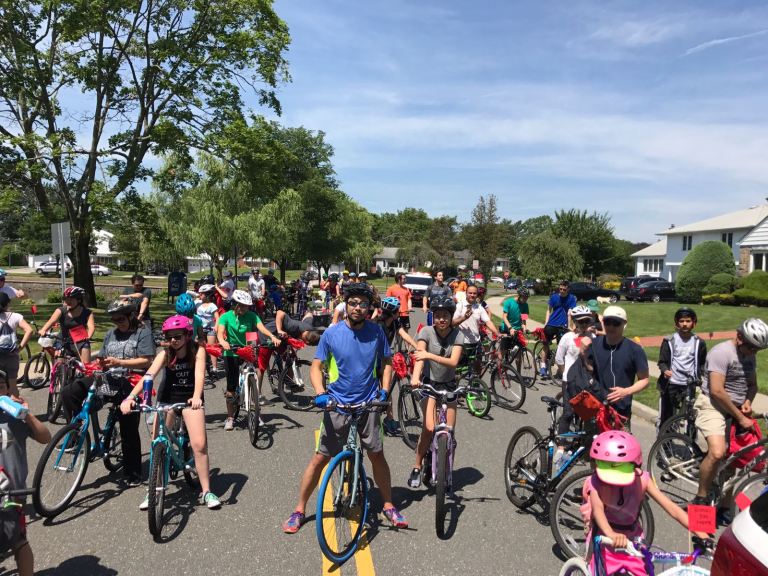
top-left (316, 410), bottom-right (383, 457)
top-left (694, 393), bottom-right (729, 438)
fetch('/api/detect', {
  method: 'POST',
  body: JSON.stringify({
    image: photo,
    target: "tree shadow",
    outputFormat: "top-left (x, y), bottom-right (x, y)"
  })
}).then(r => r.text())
top-left (35, 555), bottom-right (118, 575)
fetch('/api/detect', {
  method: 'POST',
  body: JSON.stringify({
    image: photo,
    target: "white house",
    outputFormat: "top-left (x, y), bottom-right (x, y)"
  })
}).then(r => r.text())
top-left (373, 247), bottom-right (408, 274)
top-left (631, 204), bottom-right (768, 281)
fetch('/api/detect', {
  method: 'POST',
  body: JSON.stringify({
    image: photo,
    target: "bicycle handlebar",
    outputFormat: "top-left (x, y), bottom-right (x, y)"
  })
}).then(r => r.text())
top-left (418, 382), bottom-right (485, 400)
top-left (323, 399), bottom-right (390, 411)
top-left (136, 402), bottom-right (190, 413)
top-left (596, 537), bottom-right (644, 557)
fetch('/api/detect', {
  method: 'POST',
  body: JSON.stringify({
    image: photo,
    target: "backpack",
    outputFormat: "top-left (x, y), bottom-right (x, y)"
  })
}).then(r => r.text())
top-left (0, 315), bottom-right (17, 353)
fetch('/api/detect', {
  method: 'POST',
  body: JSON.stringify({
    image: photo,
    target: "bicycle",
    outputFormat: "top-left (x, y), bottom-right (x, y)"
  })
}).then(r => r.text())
top-left (559, 535), bottom-right (713, 576)
top-left (275, 337), bottom-right (314, 411)
top-left (32, 364), bottom-right (142, 517)
top-left (22, 333), bottom-right (57, 391)
top-left (458, 339), bottom-right (526, 415)
top-left (501, 330), bottom-right (538, 388)
top-left (656, 376), bottom-right (699, 441)
top-left (532, 326), bottom-right (565, 381)
top-left (315, 397), bottom-right (389, 564)
top-left (393, 352), bottom-right (423, 450)
top-left (138, 402), bottom-right (199, 539)
top-left (41, 334), bottom-right (84, 423)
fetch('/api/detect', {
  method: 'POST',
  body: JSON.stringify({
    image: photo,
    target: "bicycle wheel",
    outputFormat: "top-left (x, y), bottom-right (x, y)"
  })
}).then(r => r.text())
top-left (23, 352), bottom-right (50, 390)
top-left (466, 378), bottom-right (491, 418)
top-left (182, 439), bottom-right (199, 489)
top-left (103, 414), bottom-right (123, 473)
top-left (278, 358), bottom-right (315, 411)
top-left (490, 362), bottom-right (526, 411)
top-left (33, 423), bottom-right (91, 517)
top-left (316, 450), bottom-right (367, 564)
top-left (532, 340), bottom-right (556, 379)
top-left (397, 382), bottom-right (422, 450)
top-left (558, 557), bottom-right (590, 576)
top-left (148, 443), bottom-right (168, 538)
top-left (514, 347), bottom-right (538, 389)
top-left (247, 374), bottom-right (260, 447)
top-left (504, 426), bottom-right (545, 508)
top-left (647, 432), bottom-right (703, 506)
top-left (731, 470), bottom-right (768, 518)
top-left (435, 433), bottom-right (449, 537)
top-left (46, 366), bottom-right (66, 423)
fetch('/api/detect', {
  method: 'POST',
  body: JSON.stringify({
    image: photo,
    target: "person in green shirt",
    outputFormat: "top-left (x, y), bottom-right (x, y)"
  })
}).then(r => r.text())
top-left (216, 290), bottom-right (281, 430)
top-left (502, 287), bottom-right (530, 335)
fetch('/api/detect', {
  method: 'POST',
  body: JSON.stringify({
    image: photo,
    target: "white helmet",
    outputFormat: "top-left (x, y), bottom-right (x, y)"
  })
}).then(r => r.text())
top-left (739, 318), bottom-right (768, 350)
top-left (232, 290), bottom-right (252, 306)
top-left (571, 305), bottom-right (593, 319)
top-left (198, 284), bottom-right (215, 294)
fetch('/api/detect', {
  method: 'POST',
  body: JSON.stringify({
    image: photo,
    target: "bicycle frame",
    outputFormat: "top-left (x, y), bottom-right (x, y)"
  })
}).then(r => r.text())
top-left (430, 399), bottom-right (455, 487)
top-left (148, 405), bottom-right (192, 484)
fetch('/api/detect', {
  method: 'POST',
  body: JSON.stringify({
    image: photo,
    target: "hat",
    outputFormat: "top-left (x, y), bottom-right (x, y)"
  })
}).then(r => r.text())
top-left (595, 460), bottom-right (637, 487)
top-left (359, 272), bottom-right (368, 278)
top-left (267, 268), bottom-right (274, 274)
top-left (223, 270), bottom-right (233, 277)
top-left (603, 306), bottom-right (627, 323)
top-left (343, 270), bottom-right (350, 275)
top-left (587, 299), bottom-right (600, 313)
top-left (349, 272), bottom-right (357, 278)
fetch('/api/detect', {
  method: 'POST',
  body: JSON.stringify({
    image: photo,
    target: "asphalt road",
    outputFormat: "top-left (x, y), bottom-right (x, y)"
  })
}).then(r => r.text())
top-left (2, 310), bottom-right (692, 576)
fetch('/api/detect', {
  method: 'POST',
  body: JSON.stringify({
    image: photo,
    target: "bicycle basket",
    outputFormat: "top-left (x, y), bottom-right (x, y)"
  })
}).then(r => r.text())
top-left (235, 345), bottom-right (257, 364)
top-left (96, 372), bottom-right (125, 400)
top-left (569, 390), bottom-right (602, 422)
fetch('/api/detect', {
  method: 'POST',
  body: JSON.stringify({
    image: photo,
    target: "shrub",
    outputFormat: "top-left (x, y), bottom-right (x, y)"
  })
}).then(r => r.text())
top-left (46, 290), bottom-right (62, 304)
top-left (702, 293), bottom-right (737, 305)
top-left (602, 281), bottom-right (621, 290)
top-left (703, 273), bottom-right (737, 295)
top-left (732, 288), bottom-right (768, 307)
top-left (676, 241), bottom-right (736, 303)
top-left (742, 269), bottom-right (768, 292)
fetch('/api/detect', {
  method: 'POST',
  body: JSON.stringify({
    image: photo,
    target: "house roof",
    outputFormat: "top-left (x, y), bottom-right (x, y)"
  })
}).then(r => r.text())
top-left (373, 246), bottom-right (399, 260)
top-left (631, 239), bottom-right (666, 258)
top-left (658, 204), bottom-right (768, 235)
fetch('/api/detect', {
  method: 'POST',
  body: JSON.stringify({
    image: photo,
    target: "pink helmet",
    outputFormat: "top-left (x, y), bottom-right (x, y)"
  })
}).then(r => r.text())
top-left (162, 314), bottom-right (193, 334)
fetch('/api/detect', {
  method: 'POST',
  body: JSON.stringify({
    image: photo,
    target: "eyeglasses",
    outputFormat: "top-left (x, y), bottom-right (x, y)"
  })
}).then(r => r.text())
top-left (604, 318), bottom-right (624, 327)
top-left (166, 333), bottom-right (187, 341)
top-left (111, 316), bottom-right (129, 323)
top-left (347, 300), bottom-right (371, 309)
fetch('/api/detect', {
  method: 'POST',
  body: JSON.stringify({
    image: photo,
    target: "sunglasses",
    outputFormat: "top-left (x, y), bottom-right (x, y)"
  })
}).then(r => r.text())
top-left (111, 316), bottom-right (129, 323)
top-left (166, 332), bottom-right (187, 341)
top-left (347, 300), bottom-right (371, 309)
top-left (575, 318), bottom-right (593, 325)
top-left (604, 318), bottom-right (624, 327)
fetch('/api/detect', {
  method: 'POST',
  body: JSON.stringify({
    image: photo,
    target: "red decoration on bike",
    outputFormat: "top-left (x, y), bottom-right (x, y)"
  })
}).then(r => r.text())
top-left (127, 374), bottom-right (143, 386)
top-left (687, 505), bottom-right (716, 533)
top-left (287, 337), bottom-right (305, 350)
top-left (236, 346), bottom-right (257, 364)
top-left (392, 352), bottom-right (408, 379)
top-left (83, 361), bottom-right (102, 377)
top-left (728, 420), bottom-right (766, 472)
top-left (735, 491), bottom-right (753, 511)
top-left (68, 325), bottom-right (89, 343)
top-left (416, 323), bottom-right (424, 334)
top-left (204, 344), bottom-right (223, 358)
top-left (245, 331), bottom-right (259, 343)
top-left (532, 327), bottom-right (546, 341)
top-left (595, 403), bottom-right (627, 433)
top-left (31, 305), bottom-right (37, 314)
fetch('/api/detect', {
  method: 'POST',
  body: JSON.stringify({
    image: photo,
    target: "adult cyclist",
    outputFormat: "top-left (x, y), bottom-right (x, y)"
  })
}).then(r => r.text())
top-left (0, 269), bottom-right (25, 300)
top-left (540, 280), bottom-right (576, 378)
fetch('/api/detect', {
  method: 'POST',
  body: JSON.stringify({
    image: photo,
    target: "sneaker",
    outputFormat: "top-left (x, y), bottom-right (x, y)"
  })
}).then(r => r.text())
top-left (383, 417), bottom-right (399, 437)
top-left (689, 495), bottom-right (712, 508)
top-left (408, 467), bottom-right (422, 489)
top-left (258, 395), bottom-right (270, 406)
top-left (125, 474), bottom-right (142, 487)
top-left (539, 366), bottom-right (547, 378)
top-left (139, 493), bottom-right (149, 511)
top-left (202, 491), bottom-right (222, 509)
top-left (224, 417), bottom-right (234, 431)
top-left (282, 511), bottom-right (305, 534)
top-left (382, 506), bottom-right (408, 529)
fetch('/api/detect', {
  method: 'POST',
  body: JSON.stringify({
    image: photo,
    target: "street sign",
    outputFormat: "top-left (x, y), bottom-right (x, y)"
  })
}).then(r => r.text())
top-left (472, 259), bottom-right (479, 270)
top-left (51, 222), bottom-right (71, 254)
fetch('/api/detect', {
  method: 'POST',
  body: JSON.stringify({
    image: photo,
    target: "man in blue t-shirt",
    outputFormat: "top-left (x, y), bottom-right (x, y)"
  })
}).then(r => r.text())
top-left (281, 284), bottom-right (408, 534)
top-left (540, 280), bottom-right (577, 378)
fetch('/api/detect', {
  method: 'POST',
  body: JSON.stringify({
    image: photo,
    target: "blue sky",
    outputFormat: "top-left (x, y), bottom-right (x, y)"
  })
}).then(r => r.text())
top-left (262, 0), bottom-right (768, 242)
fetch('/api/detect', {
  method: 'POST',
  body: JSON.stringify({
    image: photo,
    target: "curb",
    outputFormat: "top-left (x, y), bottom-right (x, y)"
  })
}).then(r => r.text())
top-left (631, 400), bottom-right (658, 426)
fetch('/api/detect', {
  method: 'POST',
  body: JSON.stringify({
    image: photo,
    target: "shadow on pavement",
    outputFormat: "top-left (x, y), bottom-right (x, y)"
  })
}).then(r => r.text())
top-left (154, 488), bottom-right (198, 544)
top-left (210, 468), bottom-right (248, 505)
top-left (36, 554), bottom-right (118, 575)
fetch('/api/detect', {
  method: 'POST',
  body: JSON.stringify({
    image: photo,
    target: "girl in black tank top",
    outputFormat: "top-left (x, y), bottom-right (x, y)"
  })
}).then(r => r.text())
top-left (39, 291), bottom-right (95, 362)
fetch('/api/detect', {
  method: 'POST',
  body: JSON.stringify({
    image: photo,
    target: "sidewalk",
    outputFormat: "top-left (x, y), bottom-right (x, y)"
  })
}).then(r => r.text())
top-left (485, 295), bottom-right (768, 421)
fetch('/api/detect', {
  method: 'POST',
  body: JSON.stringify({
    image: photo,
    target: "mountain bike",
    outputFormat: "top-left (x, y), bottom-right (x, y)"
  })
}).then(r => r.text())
top-left (532, 326), bottom-right (564, 382)
top-left (32, 364), bottom-right (142, 517)
top-left (276, 337), bottom-right (315, 411)
top-left (316, 397), bottom-right (389, 564)
top-left (656, 375), bottom-right (698, 441)
top-left (501, 330), bottom-right (537, 388)
top-left (457, 340), bottom-right (526, 415)
top-left (43, 335), bottom-right (85, 423)
top-left (139, 402), bottom-right (199, 539)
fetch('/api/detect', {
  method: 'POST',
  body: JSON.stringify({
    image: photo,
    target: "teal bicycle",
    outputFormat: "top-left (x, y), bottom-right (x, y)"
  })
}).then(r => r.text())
top-left (138, 402), bottom-right (198, 539)
top-left (316, 398), bottom-right (389, 564)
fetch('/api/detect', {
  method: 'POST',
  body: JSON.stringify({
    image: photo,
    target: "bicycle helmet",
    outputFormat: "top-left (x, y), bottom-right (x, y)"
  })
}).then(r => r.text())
top-left (198, 283), bottom-right (216, 294)
top-left (517, 287), bottom-right (529, 298)
top-left (590, 431), bottom-right (642, 486)
top-left (344, 282), bottom-right (374, 301)
top-left (175, 293), bottom-right (196, 316)
top-left (674, 307), bottom-right (698, 323)
top-left (571, 305), bottom-right (593, 320)
top-left (349, 272), bottom-right (357, 278)
top-left (63, 286), bottom-right (86, 300)
top-left (0, 268), bottom-right (6, 278)
top-left (162, 314), bottom-right (193, 334)
top-left (739, 317), bottom-right (768, 350)
top-left (251, 267), bottom-right (260, 274)
top-left (232, 289), bottom-right (252, 306)
top-left (329, 273), bottom-right (339, 281)
top-left (200, 274), bottom-right (215, 285)
top-left (381, 296), bottom-right (401, 314)
top-left (106, 299), bottom-right (136, 315)
top-left (429, 295), bottom-right (456, 315)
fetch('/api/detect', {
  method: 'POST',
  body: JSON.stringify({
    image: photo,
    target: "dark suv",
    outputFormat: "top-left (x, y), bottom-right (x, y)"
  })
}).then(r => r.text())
top-left (620, 276), bottom-right (665, 294)
top-left (568, 282), bottom-right (620, 303)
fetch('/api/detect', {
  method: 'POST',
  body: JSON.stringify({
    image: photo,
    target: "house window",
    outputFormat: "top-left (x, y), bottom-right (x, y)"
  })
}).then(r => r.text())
top-left (755, 253), bottom-right (765, 272)
top-left (681, 235), bottom-right (692, 251)
top-left (721, 232), bottom-right (733, 248)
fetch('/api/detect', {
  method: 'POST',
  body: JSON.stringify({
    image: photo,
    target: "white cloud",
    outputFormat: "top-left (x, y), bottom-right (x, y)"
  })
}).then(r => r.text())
top-left (684, 28), bottom-right (768, 56)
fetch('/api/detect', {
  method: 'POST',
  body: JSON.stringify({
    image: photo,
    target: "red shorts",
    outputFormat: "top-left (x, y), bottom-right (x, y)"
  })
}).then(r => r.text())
top-left (257, 342), bottom-right (286, 371)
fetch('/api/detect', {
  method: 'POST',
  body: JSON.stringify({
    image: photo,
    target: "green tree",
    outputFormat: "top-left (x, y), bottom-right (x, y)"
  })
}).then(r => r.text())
top-left (251, 189), bottom-right (303, 283)
top-left (372, 208), bottom-right (431, 245)
top-left (500, 215), bottom-right (554, 274)
top-left (518, 231), bottom-right (584, 287)
top-left (463, 194), bottom-right (502, 281)
top-left (0, 0), bottom-right (290, 304)
top-left (428, 216), bottom-right (460, 270)
top-left (676, 241), bottom-right (736, 303)
top-left (552, 209), bottom-right (615, 278)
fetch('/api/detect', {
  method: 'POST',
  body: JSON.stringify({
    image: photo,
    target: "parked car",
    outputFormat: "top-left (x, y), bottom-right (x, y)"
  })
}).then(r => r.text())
top-left (568, 282), bottom-right (620, 303)
top-left (90, 264), bottom-right (112, 276)
top-left (490, 276), bottom-right (504, 284)
top-left (385, 266), bottom-right (408, 277)
top-left (522, 279), bottom-right (537, 290)
top-left (711, 488), bottom-right (768, 575)
top-left (626, 280), bottom-right (676, 302)
top-left (36, 261), bottom-right (72, 276)
top-left (505, 278), bottom-right (522, 291)
top-left (619, 276), bottom-right (665, 294)
top-left (145, 263), bottom-right (169, 276)
top-left (403, 272), bottom-right (433, 306)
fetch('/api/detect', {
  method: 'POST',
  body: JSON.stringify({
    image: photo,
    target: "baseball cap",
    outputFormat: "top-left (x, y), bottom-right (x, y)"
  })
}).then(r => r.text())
top-left (602, 306), bottom-right (627, 323)
top-left (595, 460), bottom-right (636, 486)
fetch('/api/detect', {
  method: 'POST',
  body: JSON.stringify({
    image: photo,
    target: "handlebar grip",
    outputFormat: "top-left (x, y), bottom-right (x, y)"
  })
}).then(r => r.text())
top-left (596, 536), bottom-right (643, 557)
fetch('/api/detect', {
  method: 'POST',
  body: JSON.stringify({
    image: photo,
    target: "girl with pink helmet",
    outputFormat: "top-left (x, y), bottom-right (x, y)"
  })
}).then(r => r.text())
top-left (121, 314), bottom-right (221, 510)
top-left (583, 430), bottom-right (710, 575)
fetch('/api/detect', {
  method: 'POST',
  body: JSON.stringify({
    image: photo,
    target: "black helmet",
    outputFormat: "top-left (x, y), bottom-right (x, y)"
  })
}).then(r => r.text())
top-left (329, 273), bottom-right (339, 281)
top-left (344, 282), bottom-right (374, 302)
top-left (106, 299), bottom-right (136, 315)
top-left (517, 287), bottom-right (529, 298)
top-left (429, 295), bottom-right (456, 314)
top-left (674, 307), bottom-right (697, 323)
top-left (200, 274), bottom-right (215, 285)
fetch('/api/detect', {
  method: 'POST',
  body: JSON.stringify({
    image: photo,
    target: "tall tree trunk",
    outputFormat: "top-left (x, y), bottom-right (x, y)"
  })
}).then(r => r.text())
top-left (278, 258), bottom-right (287, 284)
top-left (73, 220), bottom-right (97, 307)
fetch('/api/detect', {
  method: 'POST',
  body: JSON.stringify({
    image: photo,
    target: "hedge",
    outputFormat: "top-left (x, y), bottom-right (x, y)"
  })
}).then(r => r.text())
top-left (702, 293), bottom-right (737, 305)
top-left (732, 288), bottom-right (768, 307)
top-left (703, 272), bottom-right (737, 295)
top-left (676, 241), bottom-right (736, 303)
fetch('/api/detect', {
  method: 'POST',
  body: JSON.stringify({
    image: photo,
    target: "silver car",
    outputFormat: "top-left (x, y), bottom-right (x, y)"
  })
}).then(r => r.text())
top-left (91, 264), bottom-right (113, 276)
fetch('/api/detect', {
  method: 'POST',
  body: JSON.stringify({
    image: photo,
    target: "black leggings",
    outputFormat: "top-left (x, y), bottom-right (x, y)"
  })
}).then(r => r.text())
top-left (62, 377), bottom-right (142, 478)
top-left (224, 356), bottom-right (240, 394)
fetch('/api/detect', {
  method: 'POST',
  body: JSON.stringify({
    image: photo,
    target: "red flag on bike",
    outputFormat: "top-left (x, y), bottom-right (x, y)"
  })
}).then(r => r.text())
top-left (687, 505), bottom-right (716, 534)
top-left (68, 325), bottom-right (89, 343)
top-left (236, 346), bottom-right (257, 364)
top-left (245, 331), bottom-right (259, 343)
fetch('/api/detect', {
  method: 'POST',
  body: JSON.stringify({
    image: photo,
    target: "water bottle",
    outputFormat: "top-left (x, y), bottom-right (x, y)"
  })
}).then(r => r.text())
top-left (547, 439), bottom-right (555, 460)
top-left (142, 375), bottom-right (153, 406)
top-left (0, 396), bottom-right (28, 420)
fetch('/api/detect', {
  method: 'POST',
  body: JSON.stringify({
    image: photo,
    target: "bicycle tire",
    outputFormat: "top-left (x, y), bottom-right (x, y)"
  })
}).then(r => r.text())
top-left (46, 366), bottom-right (67, 423)
top-left (513, 347), bottom-right (538, 389)
top-left (730, 470), bottom-right (768, 519)
top-left (247, 374), bottom-right (260, 447)
top-left (658, 414), bottom-right (699, 444)
top-left (549, 468), bottom-right (655, 559)
top-left (504, 425), bottom-right (545, 508)
top-left (103, 414), bottom-right (123, 473)
top-left (23, 352), bottom-right (51, 390)
top-left (435, 433), bottom-right (449, 537)
top-left (532, 340), bottom-right (555, 379)
top-left (558, 557), bottom-right (590, 576)
top-left (316, 450), bottom-right (367, 564)
top-left (278, 358), bottom-right (315, 411)
top-left (182, 440), bottom-right (199, 489)
top-left (148, 442), bottom-right (167, 538)
top-left (490, 362), bottom-right (526, 411)
top-left (466, 378), bottom-right (491, 418)
top-left (33, 423), bottom-right (91, 517)
top-left (397, 381), bottom-right (422, 450)
top-left (647, 432), bottom-right (703, 506)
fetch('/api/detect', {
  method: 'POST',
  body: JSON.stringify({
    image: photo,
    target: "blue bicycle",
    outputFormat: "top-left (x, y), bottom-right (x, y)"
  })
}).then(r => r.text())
top-left (32, 365), bottom-right (141, 517)
top-left (316, 398), bottom-right (389, 565)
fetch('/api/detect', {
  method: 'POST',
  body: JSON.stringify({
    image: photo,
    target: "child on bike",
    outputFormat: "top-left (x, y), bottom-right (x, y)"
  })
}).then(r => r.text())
top-left (583, 430), bottom-right (710, 575)
top-left (195, 284), bottom-right (220, 345)
top-left (0, 367), bottom-right (51, 576)
top-left (121, 315), bottom-right (222, 510)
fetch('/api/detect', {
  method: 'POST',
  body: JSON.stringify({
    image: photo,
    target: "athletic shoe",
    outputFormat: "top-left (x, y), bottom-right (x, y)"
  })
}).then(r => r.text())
top-left (224, 417), bottom-right (234, 431)
top-left (282, 511), bottom-right (305, 534)
top-left (139, 493), bottom-right (149, 510)
top-left (125, 474), bottom-right (142, 487)
top-left (203, 491), bottom-right (222, 509)
top-left (258, 395), bottom-right (270, 406)
top-left (407, 467), bottom-right (422, 489)
top-left (382, 506), bottom-right (408, 529)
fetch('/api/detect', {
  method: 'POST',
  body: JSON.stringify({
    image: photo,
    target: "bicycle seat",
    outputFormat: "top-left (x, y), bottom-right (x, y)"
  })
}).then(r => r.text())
top-left (541, 396), bottom-right (563, 408)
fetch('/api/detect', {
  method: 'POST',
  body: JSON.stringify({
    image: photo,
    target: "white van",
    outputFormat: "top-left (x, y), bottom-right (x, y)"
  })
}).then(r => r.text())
top-left (403, 272), bottom-right (433, 306)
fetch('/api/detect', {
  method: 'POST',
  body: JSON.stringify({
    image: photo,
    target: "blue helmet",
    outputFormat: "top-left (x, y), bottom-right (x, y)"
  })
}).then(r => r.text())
top-left (381, 296), bottom-right (400, 314)
top-left (175, 293), bottom-right (196, 317)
